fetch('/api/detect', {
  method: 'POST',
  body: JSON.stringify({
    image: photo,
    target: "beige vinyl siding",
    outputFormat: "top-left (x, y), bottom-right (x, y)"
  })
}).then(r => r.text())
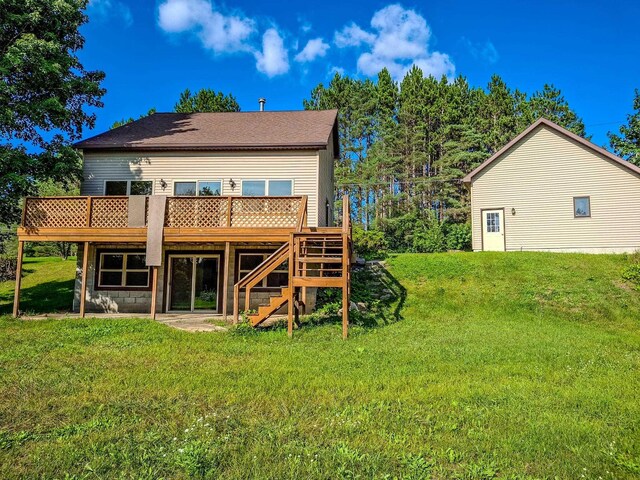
top-left (317, 131), bottom-right (335, 227)
top-left (81, 150), bottom-right (321, 227)
top-left (471, 125), bottom-right (640, 252)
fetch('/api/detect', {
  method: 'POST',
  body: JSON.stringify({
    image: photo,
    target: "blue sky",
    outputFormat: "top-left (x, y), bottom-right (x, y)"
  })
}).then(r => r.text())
top-left (81, 0), bottom-right (640, 147)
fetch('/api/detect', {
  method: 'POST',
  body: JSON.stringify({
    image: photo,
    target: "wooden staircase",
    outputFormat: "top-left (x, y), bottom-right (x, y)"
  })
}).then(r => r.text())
top-left (247, 287), bottom-right (291, 326)
top-left (233, 196), bottom-right (352, 337)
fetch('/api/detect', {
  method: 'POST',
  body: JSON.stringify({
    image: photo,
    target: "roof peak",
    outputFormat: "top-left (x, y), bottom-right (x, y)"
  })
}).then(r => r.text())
top-left (462, 117), bottom-right (640, 183)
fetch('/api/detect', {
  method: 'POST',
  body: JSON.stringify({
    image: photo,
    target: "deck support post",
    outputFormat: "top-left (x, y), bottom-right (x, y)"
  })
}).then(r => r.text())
top-left (79, 242), bottom-right (89, 317)
top-left (222, 242), bottom-right (230, 321)
top-left (341, 232), bottom-right (349, 340)
top-left (287, 234), bottom-right (295, 337)
top-left (12, 241), bottom-right (24, 318)
top-left (150, 266), bottom-right (159, 320)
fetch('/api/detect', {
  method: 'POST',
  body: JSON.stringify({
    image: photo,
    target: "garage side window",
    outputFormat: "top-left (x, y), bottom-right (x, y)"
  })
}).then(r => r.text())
top-left (574, 197), bottom-right (591, 217)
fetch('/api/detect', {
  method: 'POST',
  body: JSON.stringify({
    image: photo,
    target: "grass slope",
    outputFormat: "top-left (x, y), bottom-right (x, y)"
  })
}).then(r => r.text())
top-left (0, 256), bottom-right (76, 314)
top-left (0, 252), bottom-right (639, 479)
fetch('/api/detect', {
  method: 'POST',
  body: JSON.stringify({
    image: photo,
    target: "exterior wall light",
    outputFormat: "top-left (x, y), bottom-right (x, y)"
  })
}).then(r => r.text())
top-left (511, 208), bottom-right (516, 215)
top-left (229, 179), bottom-right (236, 191)
top-left (160, 179), bottom-right (167, 190)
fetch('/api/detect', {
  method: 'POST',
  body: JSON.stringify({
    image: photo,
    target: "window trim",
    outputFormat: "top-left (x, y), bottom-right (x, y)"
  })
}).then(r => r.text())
top-left (104, 180), bottom-right (154, 196)
top-left (573, 196), bottom-right (591, 218)
top-left (234, 249), bottom-right (288, 291)
top-left (165, 253), bottom-right (222, 313)
top-left (173, 179), bottom-right (224, 196)
top-left (94, 249), bottom-right (151, 291)
top-left (240, 179), bottom-right (294, 196)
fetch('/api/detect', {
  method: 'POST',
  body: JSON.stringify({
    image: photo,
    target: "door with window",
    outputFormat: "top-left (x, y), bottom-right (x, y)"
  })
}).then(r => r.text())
top-left (481, 209), bottom-right (505, 251)
top-left (166, 255), bottom-right (220, 312)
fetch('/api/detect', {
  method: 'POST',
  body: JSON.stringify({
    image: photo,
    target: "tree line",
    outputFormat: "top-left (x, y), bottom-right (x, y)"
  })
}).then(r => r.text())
top-left (303, 68), bottom-right (591, 251)
top-left (302, 69), bottom-right (640, 252)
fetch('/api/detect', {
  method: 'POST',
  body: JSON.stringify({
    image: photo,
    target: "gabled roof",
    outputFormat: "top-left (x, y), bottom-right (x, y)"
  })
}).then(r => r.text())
top-left (462, 117), bottom-right (640, 184)
top-left (74, 110), bottom-right (339, 155)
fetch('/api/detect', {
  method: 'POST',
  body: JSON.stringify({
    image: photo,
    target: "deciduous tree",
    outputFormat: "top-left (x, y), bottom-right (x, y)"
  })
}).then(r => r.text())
top-left (0, 0), bottom-right (105, 225)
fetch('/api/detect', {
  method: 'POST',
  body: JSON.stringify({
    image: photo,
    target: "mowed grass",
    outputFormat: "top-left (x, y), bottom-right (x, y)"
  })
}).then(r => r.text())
top-left (0, 253), bottom-right (639, 479)
top-left (0, 256), bottom-right (77, 314)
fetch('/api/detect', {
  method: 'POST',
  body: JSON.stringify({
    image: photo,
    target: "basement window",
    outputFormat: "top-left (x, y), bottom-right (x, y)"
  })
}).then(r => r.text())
top-left (237, 252), bottom-right (288, 289)
top-left (97, 252), bottom-right (150, 289)
top-left (574, 197), bottom-right (591, 217)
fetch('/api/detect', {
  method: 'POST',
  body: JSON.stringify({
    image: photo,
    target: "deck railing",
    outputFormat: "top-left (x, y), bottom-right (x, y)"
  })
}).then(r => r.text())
top-left (21, 195), bottom-right (306, 230)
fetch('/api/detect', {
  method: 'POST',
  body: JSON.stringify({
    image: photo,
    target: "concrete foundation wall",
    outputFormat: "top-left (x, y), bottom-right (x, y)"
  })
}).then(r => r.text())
top-left (73, 243), bottom-right (316, 315)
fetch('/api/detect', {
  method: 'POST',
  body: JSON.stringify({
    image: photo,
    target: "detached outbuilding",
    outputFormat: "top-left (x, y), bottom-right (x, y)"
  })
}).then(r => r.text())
top-left (463, 118), bottom-right (640, 253)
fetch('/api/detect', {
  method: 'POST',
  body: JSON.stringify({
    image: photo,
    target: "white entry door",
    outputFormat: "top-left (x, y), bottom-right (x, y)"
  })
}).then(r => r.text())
top-left (482, 209), bottom-right (505, 251)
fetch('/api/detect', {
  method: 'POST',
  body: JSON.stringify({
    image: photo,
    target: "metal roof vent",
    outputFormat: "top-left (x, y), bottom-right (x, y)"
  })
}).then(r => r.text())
top-left (258, 98), bottom-right (266, 111)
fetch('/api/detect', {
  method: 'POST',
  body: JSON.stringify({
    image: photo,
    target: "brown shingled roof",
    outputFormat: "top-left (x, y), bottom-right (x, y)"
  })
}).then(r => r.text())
top-left (74, 110), bottom-right (339, 154)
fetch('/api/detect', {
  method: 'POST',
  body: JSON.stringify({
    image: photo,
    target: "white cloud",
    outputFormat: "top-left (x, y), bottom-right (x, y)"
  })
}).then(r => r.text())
top-left (335, 4), bottom-right (455, 80)
top-left (255, 28), bottom-right (289, 77)
top-left (158, 0), bottom-right (255, 54)
top-left (334, 23), bottom-right (375, 47)
top-left (462, 38), bottom-right (499, 64)
top-left (329, 66), bottom-right (345, 77)
top-left (88, 0), bottom-right (133, 27)
top-left (295, 38), bottom-right (330, 63)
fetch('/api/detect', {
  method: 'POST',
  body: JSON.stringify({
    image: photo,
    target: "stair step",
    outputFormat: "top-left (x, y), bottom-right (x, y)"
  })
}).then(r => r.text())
top-left (248, 287), bottom-right (291, 326)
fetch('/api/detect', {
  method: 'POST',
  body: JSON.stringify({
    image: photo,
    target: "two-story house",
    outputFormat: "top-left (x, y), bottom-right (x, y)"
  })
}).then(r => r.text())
top-left (14, 109), bottom-right (352, 337)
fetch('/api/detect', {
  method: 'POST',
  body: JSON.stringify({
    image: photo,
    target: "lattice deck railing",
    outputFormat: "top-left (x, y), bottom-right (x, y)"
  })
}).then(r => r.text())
top-left (21, 196), bottom-right (305, 230)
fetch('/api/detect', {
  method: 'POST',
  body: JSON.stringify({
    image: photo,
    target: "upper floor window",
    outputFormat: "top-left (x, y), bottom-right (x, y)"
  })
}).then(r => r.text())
top-left (174, 180), bottom-right (222, 196)
top-left (241, 179), bottom-right (293, 196)
top-left (574, 197), bottom-right (591, 217)
top-left (105, 180), bottom-right (152, 196)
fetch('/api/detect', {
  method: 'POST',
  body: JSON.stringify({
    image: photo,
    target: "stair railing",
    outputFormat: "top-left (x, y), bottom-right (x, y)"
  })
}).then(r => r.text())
top-left (233, 242), bottom-right (290, 323)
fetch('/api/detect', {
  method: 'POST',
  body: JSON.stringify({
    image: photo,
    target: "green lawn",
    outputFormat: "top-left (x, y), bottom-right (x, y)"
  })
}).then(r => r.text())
top-left (1, 253), bottom-right (639, 479)
top-left (0, 256), bottom-right (77, 314)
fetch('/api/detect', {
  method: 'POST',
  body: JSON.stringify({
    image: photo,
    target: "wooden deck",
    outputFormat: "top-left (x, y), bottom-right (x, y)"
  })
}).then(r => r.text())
top-left (17, 195), bottom-right (307, 242)
top-left (13, 194), bottom-right (353, 338)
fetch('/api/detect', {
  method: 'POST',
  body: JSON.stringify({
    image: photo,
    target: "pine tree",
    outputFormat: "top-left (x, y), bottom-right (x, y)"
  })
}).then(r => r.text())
top-left (479, 75), bottom-right (518, 154)
top-left (525, 84), bottom-right (586, 136)
top-left (174, 88), bottom-right (240, 113)
top-left (609, 89), bottom-right (640, 166)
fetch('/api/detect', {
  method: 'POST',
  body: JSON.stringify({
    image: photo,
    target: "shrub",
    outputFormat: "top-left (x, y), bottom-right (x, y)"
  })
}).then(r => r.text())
top-left (622, 264), bottom-right (640, 290)
top-left (412, 213), bottom-right (447, 253)
top-left (378, 212), bottom-right (420, 252)
top-left (352, 226), bottom-right (388, 259)
top-left (0, 257), bottom-right (17, 282)
top-left (446, 223), bottom-right (472, 251)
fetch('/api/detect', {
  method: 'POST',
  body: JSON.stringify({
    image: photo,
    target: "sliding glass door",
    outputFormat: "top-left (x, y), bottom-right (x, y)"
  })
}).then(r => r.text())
top-left (167, 255), bottom-right (220, 312)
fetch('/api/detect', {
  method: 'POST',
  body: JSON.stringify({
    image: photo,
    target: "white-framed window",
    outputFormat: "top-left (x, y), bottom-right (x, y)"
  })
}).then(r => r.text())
top-left (237, 252), bottom-right (288, 288)
top-left (174, 180), bottom-right (222, 196)
top-left (485, 212), bottom-right (500, 233)
top-left (574, 196), bottom-right (591, 217)
top-left (241, 179), bottom-right (293, 196)
top-left (104, 180), bottom-right (153, 196)
top-left (97, 251), bottom-right (150, 288)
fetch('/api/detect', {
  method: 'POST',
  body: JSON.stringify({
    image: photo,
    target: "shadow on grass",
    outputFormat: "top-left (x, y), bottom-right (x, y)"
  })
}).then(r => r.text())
top-left (0, 278), bottom-right (75, 315)
top-left (300, 261), bottom-right (407, 330)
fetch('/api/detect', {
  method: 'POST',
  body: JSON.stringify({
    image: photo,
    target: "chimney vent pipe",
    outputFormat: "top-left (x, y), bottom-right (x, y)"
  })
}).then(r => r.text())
top-left (258, 98), bottom-right (266, 111)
